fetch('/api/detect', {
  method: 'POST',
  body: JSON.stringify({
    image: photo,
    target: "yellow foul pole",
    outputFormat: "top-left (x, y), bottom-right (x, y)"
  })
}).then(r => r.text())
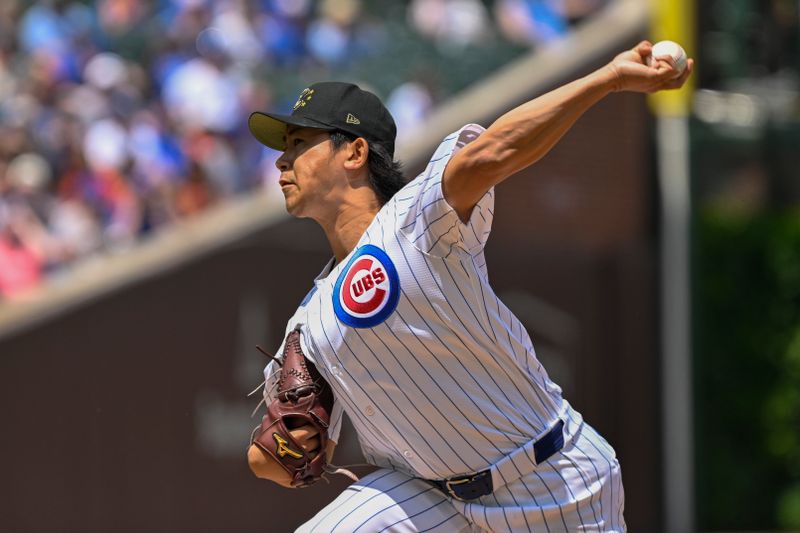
top-left (650, 0), bottom-right (696, 531)
top-left (649, 0), bottom-right (695, 117)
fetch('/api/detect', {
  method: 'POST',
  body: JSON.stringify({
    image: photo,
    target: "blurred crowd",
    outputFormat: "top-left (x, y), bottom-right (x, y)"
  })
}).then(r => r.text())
top-left (0, 0), bottom-right (605, 300)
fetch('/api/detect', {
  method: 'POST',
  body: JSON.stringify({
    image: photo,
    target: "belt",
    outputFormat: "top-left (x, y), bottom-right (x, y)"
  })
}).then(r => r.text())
top-left (428, 419), bottom-right (565, 502)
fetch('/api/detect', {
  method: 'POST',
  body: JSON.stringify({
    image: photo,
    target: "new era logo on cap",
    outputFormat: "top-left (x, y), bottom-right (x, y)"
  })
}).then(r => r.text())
top-left (248, 82), bottom-right (397, 157)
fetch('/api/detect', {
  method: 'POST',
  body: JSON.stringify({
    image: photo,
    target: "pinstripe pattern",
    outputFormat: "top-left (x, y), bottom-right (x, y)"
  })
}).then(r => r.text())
top-left (263, 125), bottom-right (626, 531)
top-left (298, 470), bottom-right (480, 533)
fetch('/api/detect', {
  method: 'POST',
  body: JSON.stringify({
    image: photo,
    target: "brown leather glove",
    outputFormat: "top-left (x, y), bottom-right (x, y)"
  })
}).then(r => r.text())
top-left (250, 328), bottom-right (334, 488)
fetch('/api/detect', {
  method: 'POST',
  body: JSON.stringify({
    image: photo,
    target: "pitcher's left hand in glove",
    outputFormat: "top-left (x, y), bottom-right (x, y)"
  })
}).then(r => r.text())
top-left (250, 328), bottom-right (334, 488)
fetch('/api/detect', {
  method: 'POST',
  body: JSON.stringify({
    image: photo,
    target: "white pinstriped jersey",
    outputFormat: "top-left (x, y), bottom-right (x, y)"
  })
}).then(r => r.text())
top-left (264, 125), bottom-right (626, 531)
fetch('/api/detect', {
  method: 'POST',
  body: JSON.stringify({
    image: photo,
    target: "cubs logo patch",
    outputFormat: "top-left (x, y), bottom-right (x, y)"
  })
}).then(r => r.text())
top-left (333, 245), bottom-right (400, 328)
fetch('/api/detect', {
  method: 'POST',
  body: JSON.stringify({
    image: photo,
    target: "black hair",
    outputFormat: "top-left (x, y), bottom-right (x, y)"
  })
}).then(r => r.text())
top-left (329, 131), bottom-right (407, 205)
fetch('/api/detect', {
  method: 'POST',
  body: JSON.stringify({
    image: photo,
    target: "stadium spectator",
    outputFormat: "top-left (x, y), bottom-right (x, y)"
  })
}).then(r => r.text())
top-left (0, 0), bottom-right (607, 300)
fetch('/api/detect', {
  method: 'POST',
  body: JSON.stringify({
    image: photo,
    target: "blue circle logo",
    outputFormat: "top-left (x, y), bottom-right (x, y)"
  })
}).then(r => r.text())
top-left (333, 245), bottom-right (400, 328)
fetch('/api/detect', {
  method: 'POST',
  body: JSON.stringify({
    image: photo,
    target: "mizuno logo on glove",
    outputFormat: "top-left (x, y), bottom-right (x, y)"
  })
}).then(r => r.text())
top-left (273, 433), bottom-right (304, 459)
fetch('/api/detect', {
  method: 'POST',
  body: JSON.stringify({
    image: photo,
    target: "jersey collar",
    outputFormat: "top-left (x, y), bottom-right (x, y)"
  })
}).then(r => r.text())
top-left (314, 257), bottom-right (337, 283)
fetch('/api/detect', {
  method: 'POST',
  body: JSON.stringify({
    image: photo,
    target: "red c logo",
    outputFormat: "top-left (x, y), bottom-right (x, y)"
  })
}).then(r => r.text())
top-left (341, 257), bottom-right (387, 314)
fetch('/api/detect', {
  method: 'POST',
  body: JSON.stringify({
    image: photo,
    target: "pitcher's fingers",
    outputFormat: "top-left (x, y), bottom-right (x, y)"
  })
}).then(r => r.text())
top-left (289, 424), bottom-right (322, 453)
top-left (634, 40), bottom-right (653, 55)
top-left (664, 59), bottom-right (694, 90)
top-left (289, 424), bottom-right (320, 440)
top-left (304, 436), bottom-right (321, 454)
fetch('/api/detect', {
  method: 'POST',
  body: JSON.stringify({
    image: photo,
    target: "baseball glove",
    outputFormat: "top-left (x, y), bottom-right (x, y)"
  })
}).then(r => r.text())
top-left (250, 328), bottom-right (334, 487)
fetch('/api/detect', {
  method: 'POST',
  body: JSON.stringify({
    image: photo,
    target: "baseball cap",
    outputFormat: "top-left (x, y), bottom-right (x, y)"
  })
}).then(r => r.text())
top-left (249, 82), bottom-right (397, 157)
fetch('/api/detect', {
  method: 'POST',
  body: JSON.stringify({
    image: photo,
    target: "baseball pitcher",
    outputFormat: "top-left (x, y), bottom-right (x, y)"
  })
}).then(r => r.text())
top-left (246, 41), bottom-right (692, 532)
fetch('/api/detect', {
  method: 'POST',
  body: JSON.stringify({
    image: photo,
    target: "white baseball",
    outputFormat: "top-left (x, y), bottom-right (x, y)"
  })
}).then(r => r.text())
top-left (648, 40), bottom-right (688, 75)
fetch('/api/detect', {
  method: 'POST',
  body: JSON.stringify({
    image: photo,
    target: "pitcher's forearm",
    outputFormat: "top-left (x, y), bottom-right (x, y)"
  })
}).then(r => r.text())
top-left (474, 66), bottom-right (616, 183)
top-left (443, 41), bottom-right (692, 221)
top-left (443, 66), bottom-right (618, 219)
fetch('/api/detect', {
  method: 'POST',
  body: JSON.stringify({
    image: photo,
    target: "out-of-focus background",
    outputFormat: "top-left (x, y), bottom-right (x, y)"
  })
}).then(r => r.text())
top-left (0, 0), bottom-right (797, 531)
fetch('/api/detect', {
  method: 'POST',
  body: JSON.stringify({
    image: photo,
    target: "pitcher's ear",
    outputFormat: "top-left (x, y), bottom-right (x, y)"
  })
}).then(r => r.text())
top-left (342, 137), bottom-right (369, 171)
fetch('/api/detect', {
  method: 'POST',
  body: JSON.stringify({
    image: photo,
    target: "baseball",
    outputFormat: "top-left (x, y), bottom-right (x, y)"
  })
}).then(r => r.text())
top-left (648, 40), bottom-right (688, 75)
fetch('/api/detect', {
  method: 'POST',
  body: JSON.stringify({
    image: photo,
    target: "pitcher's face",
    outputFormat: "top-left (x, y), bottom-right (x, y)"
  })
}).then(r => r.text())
top-left (274, 127), bottom-right (345, 220)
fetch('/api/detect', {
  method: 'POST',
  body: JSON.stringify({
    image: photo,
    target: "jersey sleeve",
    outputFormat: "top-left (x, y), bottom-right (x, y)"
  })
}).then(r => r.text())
top-left (395, 123), bottom-right (494, 258)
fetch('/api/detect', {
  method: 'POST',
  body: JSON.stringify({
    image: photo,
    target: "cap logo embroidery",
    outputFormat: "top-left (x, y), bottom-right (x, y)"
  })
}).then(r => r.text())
top-left (293, 88), bottom-right (315, 111)
top-left (345, 113), bottom-right (361, 125)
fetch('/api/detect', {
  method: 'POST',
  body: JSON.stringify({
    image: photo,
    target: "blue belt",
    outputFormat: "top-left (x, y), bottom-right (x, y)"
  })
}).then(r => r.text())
top-left (428, 419), bottom-right (565, 501)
